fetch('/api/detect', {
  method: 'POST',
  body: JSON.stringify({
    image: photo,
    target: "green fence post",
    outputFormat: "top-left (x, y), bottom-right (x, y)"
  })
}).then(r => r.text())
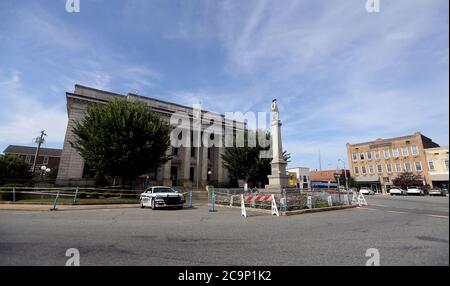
top-left (209, 190), bottom-right (216, 212)
top-left (50, 192), bottom-right (61, 211)
top-left (189, 191), bottom-right (193, 208)
top-left (73, 187), bottom-right (79, 204)
top-left (12, 187), bottom-right (16, 202)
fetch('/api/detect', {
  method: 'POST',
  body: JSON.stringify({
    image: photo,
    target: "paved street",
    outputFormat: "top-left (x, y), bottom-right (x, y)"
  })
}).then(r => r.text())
top-left (0, 196), bottom-right (448, 266)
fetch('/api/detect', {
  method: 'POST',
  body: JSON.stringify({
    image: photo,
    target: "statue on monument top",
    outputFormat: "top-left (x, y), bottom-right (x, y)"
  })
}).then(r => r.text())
top-left (271, 99), bottom-right (280, 123)
top-left (271, 99), bottom-right (278, 112)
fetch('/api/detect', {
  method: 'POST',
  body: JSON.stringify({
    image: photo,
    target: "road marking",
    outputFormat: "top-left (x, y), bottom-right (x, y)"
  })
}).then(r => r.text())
top-left (426, 215), bottom-right (449, 219)
top-left (358, 207), bottom-right (378, 211)
top-left (386, 210), bottom-right (408, 214)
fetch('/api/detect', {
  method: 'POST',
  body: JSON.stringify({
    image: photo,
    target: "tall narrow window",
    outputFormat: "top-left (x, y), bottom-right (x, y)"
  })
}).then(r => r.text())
top-left (361, 166), bottom-right (367, 174)
top-left (354, 166), bottom-right (359, 175)
top-left (377, 164), bottom-right (383, 173)
top-left (352, 153), bottom-right (357, 161)
top-left (374, 151), bottom-right (381, 160)
top-left (43, 156), bottom-right (49, 165)
top-left (395, 163), bottom-right (402, 173)
top-left (414, 161), bottom-right (423, 172)
top-left (367, 152), bottom-right (372, 160)
top-left (401, 147), bottom-right (409, 157)
top-left (428, 161), bottom-right (435, 171)
top-left (405, 162), bottom-right (412, 172)
top-left (411, 146), bottom-right (419, 156)
top-left (444, 159), bottom-right (449, 170)
top-left (386, 164), bottom-right (393, 173)
top-left (369, 164), bottom-right (374, 174)
top-left (384, 149), bottom-right (390, 159)
top-left (392, 148), bottom-right (399, 158)
top-left (359, 153), bottom-right (365, 161)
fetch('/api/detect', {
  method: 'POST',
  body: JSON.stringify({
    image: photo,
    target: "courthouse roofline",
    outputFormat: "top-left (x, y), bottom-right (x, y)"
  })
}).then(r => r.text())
top-left (72, 84), bottom-right (226, 119)
top-left (67, 84), bottom-right (246, 129)
top-left (346, 132), bottom-right (438, 148)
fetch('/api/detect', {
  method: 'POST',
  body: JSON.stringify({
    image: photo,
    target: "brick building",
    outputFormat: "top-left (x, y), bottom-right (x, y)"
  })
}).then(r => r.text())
top-left (3, 145), bottom-right (61, 172)
top-left (346, 132), bottom-right (441, 192)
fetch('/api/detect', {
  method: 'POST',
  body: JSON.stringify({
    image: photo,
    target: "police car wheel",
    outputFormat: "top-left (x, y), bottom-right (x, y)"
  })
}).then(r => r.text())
top-left (151, 199), bottom-right (156, 210)
top-left (140, 199), bottom-right (145, 208)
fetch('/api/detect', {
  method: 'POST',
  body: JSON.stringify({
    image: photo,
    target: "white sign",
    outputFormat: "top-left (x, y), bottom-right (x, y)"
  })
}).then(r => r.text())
top-left (306, 196), bottom-right (312, 209)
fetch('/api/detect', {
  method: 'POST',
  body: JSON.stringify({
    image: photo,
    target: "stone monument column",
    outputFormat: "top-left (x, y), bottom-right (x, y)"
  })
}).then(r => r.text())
top-left (266, 99), bottom-right (289, 191)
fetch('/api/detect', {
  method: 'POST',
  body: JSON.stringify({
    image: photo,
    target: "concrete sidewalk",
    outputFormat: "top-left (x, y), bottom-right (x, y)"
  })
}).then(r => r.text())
top-left (0, 202), bottom-right (209, 211)
top-left (0, 203), bottom-right (139, 211)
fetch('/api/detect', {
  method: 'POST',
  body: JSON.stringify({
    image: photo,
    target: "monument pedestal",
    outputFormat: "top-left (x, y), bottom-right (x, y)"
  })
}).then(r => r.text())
top-left (266, 174), bottom-right (289, 193)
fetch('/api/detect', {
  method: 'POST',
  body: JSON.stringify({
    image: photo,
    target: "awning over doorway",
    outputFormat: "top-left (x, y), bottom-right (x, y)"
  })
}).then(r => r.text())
top-left (355, 175), bottom-right (380, 183)
top-left (430, 173), bottom-right (449, 181)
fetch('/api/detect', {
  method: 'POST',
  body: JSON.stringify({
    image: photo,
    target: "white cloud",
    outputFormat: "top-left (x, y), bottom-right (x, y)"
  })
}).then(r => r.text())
top-left (0, 71), bottom-right (68, 151)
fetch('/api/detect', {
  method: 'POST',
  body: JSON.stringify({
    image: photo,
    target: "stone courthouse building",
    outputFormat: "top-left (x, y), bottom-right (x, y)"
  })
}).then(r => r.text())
top-left (56, 84), bottom-right (241, 187)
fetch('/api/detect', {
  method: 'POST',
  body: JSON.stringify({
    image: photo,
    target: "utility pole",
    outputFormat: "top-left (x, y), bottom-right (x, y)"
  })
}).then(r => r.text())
top-left (32, 130), bottom-right (47, 173)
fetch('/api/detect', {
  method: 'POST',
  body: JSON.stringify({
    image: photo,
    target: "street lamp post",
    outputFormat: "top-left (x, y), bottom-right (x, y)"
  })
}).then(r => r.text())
top-left (40, 165), bottom-right (51, 179)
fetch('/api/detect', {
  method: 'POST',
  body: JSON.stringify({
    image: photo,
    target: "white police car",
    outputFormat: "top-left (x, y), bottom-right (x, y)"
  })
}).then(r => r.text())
top-left (140, 186), bottom-right (185, 210)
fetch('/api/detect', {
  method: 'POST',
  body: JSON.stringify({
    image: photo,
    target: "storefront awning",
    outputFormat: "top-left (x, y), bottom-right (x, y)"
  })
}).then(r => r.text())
top-left (355, 176), bottom-right (380, 183)
top-left (430, 173), bottom-right (449, 182)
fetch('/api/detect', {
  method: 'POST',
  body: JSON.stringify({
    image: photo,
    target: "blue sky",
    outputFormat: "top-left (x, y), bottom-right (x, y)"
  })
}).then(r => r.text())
top-left (0, 0), bottom-right (448, 170)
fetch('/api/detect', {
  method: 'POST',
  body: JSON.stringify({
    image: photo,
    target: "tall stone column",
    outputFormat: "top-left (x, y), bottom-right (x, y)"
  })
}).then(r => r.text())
top-left (266, 99), bottom-right (289, 191)
top-left (217, 146), bottom-right (225, 184)
top-left (180, 146), bottom-right (192, 187)
top-left (161, 149), bottom-right (172, 186)
top-left (201, 146), bottom-right (209, 187)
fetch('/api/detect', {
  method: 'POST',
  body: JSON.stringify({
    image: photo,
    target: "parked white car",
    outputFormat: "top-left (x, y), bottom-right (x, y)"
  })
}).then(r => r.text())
top-left (359, 188), bottom-right (375, 195)
top-left (140, 186), bottom-right (185, 210)
top-left (406, 187), bottom-right (424, 196)
top-left (389, 188), bottom-right (406, 196)
top-left (428, 189), bottom-right (445, 196)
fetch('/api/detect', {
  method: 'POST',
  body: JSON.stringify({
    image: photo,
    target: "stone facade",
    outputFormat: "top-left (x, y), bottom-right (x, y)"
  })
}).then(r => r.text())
top-left (346, 132), bottom-right (440, 192)
top-left (56, 84), bottom-right (239, 187)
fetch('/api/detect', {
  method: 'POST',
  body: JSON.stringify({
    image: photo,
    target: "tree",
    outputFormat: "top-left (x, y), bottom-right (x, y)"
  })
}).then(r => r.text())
top-left (71, 99), bottom-right (171, 187)
top-left (221, 130), bottom-right (290, 188)
top-left (392, 172), bottom-right (423, 189)
top-left (0, 155), bottom-right (32, 182)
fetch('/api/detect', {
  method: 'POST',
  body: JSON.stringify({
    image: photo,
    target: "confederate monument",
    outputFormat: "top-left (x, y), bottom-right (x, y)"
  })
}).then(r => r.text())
top-left (266, 99), bottom-right (289, 191)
